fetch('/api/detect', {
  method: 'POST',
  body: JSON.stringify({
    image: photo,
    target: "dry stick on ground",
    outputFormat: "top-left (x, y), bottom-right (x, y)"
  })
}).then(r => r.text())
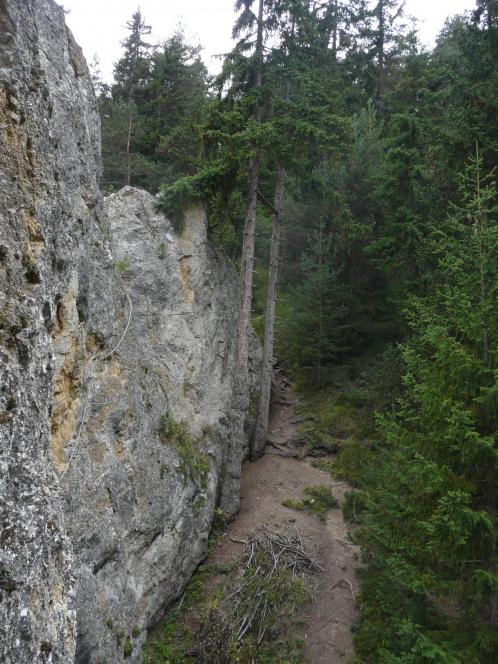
top-left (189, 529), bottom-right (324, 659)
top-left (226, 528), bottom-right (323, 645)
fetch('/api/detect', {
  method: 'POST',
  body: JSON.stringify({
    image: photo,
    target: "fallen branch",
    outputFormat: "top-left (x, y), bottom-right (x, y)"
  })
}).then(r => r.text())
top-left (230, 528), bottom-right (322, 642)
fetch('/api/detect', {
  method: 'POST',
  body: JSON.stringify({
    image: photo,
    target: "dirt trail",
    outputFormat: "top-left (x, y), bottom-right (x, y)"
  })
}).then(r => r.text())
top-left (212, 377), bottom-right (360, 662)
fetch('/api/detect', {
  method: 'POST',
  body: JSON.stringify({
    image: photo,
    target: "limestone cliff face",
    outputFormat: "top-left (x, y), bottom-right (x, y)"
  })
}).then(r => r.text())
top-left (0, 0), bottom-right (108, 660)
top-left (69, 188), bottom-right (260, 664)
top-left (0, 2), bottom-right (259, 663)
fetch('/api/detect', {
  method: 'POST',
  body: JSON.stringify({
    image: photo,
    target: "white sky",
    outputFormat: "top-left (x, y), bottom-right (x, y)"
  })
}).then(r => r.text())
top-left (60, 0), bottom-right (476, 82)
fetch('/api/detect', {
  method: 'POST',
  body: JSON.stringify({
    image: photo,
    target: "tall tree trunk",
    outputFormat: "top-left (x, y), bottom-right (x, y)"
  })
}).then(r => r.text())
top-left (332, 0), bottom-right (339, 61)
top-left (251, 164), bottom-right (285, 459)
top-left (126, 109), bottom-right (133, 187)
top-left (233, 153), bottom-right (261, 396)
top-left (317, 224), bottom-right (323, 387)
top-left (232, 0), bottom-right (264, 398)
top-left (376, 0), bottom-right (385, 102)
top-left (475, 153), bottom-right (489, 366)
top-left (220, 0), bottom-right (264, 513)
top-left (251, 18), bottom-right (294, 459)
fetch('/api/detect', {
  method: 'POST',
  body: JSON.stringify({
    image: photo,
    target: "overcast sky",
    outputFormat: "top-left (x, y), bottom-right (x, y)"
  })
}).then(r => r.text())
top-left (61, 0), bottom-right (476, 82)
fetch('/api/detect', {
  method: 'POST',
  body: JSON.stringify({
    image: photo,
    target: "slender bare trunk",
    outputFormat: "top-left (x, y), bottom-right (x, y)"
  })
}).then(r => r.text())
top-left (251, 22), bottom-right (293, 458)
top-left (332, 0), bottom-right (338, 61)
top-left (232, 0), bottom-right (264, 398)
top-left (126, 110), bottom-right (133, 187)
top-left (251, 164), bottom-right (285, 458)
top-left (475, 155), bottom-right (489, 366)
top-left (232, 153), bottom-right (261, 410)
top-left (220, 0), bottom-right (264, 513)
top-left (376, 0), bottom-right (385, 103)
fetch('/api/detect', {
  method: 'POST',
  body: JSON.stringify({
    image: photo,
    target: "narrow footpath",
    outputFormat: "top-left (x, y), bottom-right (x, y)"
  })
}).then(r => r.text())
top-left (211, 377), bottom-right (361, 662)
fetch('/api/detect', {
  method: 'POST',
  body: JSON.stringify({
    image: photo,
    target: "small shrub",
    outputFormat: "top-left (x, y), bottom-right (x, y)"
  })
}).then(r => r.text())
top-left (295, 388), bottom-right (360, 456)
top-left (342, 489), bottom-right (369, 524)
top-left (333, 439), bottom-right (374, 487)
top-left (311, 458), bottom-right (335, 475)
top-left (158, 413), bottom-right (210, 487)
top-left (115, 258), bottom-right (129, 274)
top-left (123, 636), bottom-right (133, 658)
top-left (283, 485), bottom-right (339, 521)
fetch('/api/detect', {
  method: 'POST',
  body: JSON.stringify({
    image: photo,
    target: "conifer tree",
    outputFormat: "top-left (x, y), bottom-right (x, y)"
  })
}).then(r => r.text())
top-left (356, 148), bottom-right (498, 660)
top-left (216, 0), bottom-right (266, 511)
top-left (113, 9), bottom-right (152, 186)
top-left (348, 0), bottom-right (406, 103)
top-left (475, 0), bottom-right (498, 28)
top-left (278, 222), bottom-right (349, 385)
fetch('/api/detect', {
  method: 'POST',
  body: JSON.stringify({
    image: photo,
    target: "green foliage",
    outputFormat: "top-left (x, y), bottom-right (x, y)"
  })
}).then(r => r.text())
top-left (330, 439), bottom-right (374, 487)
top-left (277, 222), bottom-right (352, 386)
top-left (123, 636), bottom-right (133, 658)
top-left (99, 23), bottom-right (208, 193)
top-left (155, 162), bottom-right (229, 233)
top-left (295, 345), bottom-right (401, 458)
top-left (283, 485), bottom-right (339, 521)
top-left (115, 258), bottom-right (129, 274)
top-left (158, 414), bottom-right (210, 487)
top-left (144, 608), bottom-right (190, 664)
top-left (348, 151), bottom-right (498, 662)
top-left (342, 489), bottom-right (369, 525)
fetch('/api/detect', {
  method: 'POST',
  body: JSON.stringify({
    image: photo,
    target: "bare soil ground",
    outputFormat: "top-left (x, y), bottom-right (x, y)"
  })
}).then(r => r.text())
top-left (209, 377), bottom-right (361, 663)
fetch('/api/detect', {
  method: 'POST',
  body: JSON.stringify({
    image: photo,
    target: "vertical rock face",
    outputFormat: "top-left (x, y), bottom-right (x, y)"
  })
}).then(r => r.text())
top-left (0, 0), bottom-right (112, 661)
top-left (0, 2), bottom-right (260, 663)
top-left (68, 188), bottom-right (260, 663)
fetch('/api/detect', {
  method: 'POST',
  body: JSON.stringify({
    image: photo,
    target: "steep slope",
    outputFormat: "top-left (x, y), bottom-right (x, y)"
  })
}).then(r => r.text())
top-left (0, 2), bottom-right (259, 663)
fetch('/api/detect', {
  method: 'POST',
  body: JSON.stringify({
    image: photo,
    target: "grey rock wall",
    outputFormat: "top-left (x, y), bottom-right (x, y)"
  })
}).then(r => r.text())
top-left (0, 1), bottom-right (259, 663)
top-left (68, 188), bottom-right (259, 664)
top-left (0, 0), bottom-right (109, 661)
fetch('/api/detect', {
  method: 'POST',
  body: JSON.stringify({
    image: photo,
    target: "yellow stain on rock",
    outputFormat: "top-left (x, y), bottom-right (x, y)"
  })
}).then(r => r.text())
top-left (179, 257), bottom-right (194, 304)
top-left (50, 291), bottom-right (81, 473)
top-left (50, 337), bottom-right (81, 473)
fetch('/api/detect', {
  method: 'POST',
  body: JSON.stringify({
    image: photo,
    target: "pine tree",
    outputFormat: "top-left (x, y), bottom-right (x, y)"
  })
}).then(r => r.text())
top-left (113, 9), bottom-right (152, 186)
top-left (114, 9), bottom-right (152, 95)
top-left (356, 148), bottom-right (498, 660)
top-left (475, 0), bottom-right (498, 28)
top-left (215, 0), bottom-right (266, 512)
top-left (348, 0), bottom-right (407, 104)
top-left (100, 24), bottom-right (208, 193)
top-left (278, 222), bottom-right (349, 386)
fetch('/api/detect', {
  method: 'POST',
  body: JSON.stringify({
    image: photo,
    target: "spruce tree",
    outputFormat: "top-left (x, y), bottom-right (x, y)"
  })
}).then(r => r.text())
top-left (356, 148), bottom-right (498, 660)
top-left (113, 9), bottom-right (152, 186)
top-left (278, 222), bottom-right (349, 385)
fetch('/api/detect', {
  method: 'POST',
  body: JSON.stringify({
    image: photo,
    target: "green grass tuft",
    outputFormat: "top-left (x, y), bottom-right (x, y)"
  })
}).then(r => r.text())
top-left (282, 484), bottom-right (339, 521)
top-left (158, 413), bottom-right (210, 488)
